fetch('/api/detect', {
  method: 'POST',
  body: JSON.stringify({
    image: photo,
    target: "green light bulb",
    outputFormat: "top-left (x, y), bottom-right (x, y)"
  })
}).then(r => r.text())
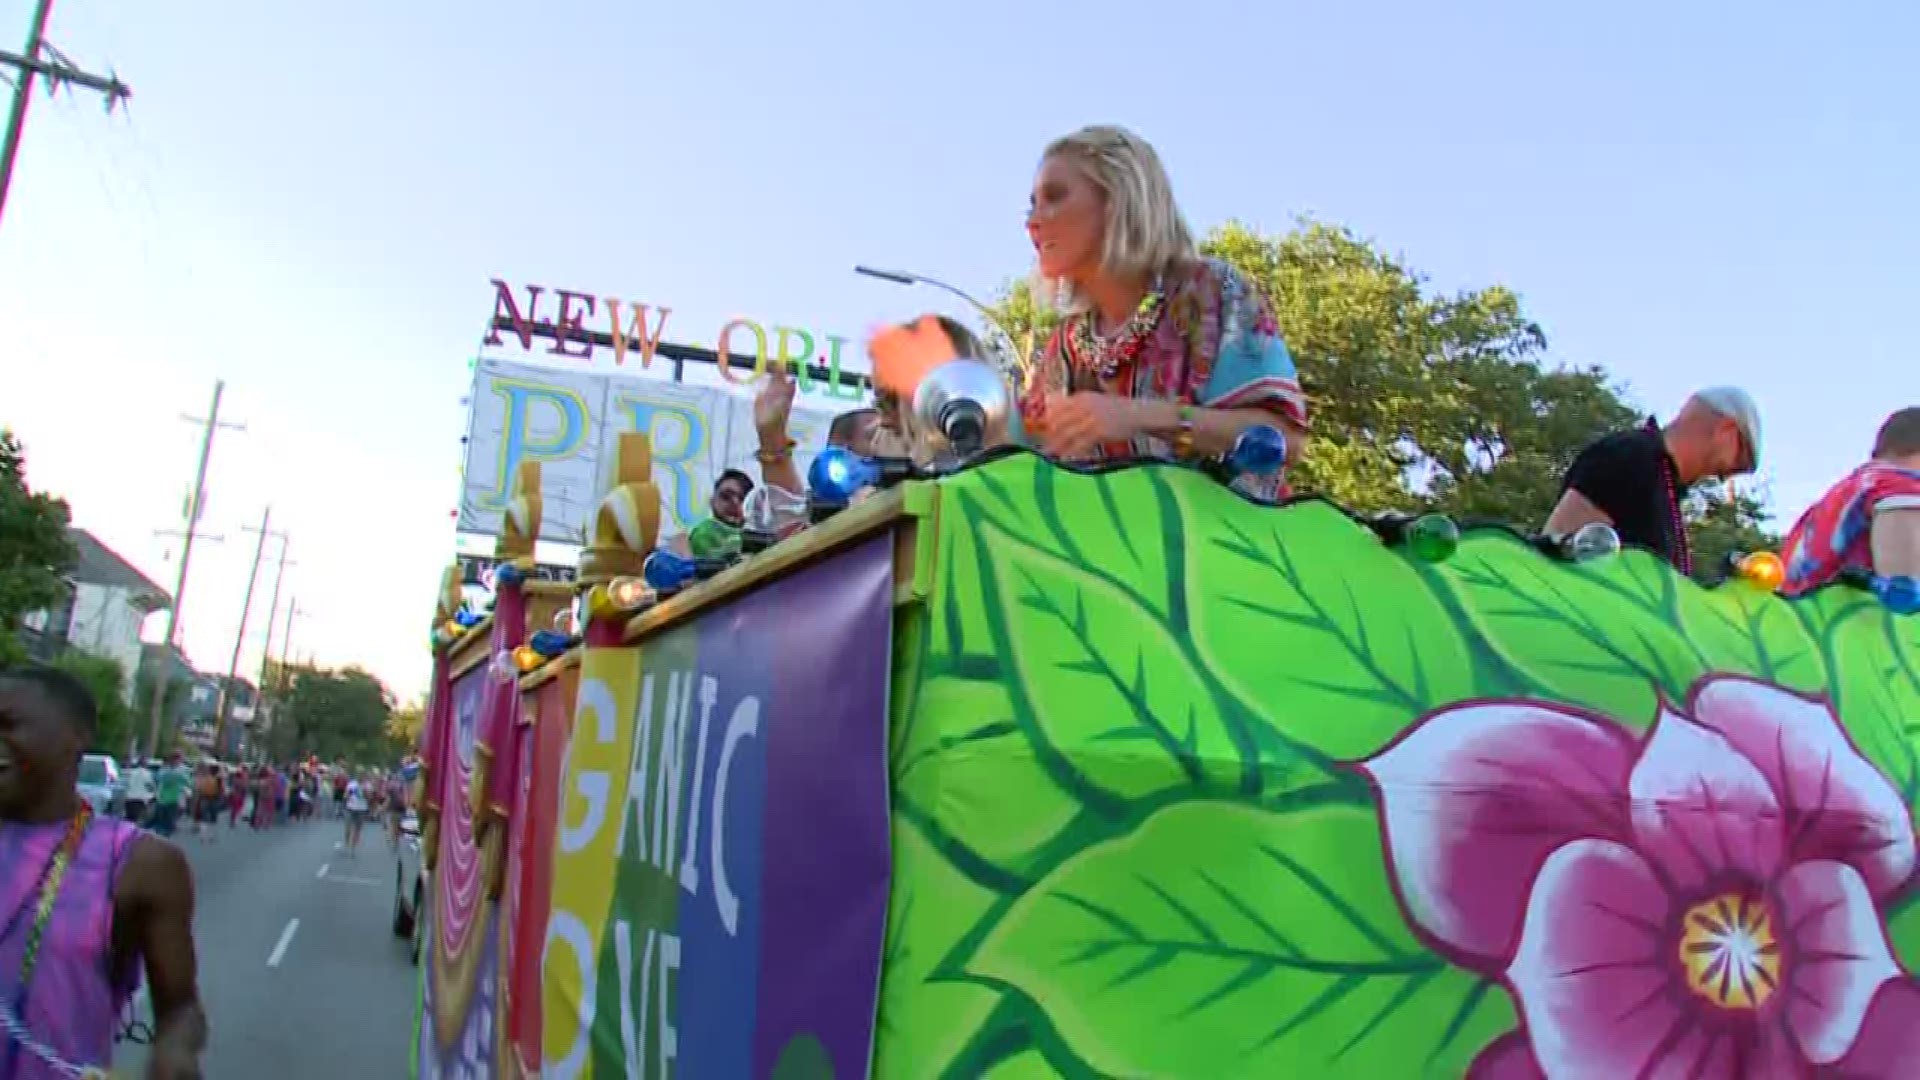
top-left (1406, 514), bottom-right (1460, 562)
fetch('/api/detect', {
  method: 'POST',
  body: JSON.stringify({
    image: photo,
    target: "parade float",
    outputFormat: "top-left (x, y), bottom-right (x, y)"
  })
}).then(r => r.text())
top-left (412, 302), bottom-right (1920, 1079)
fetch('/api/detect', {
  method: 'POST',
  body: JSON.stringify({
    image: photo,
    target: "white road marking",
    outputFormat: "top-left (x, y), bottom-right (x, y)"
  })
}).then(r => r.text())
top-left (266, 918), bottom-right (300, 968)
top-left (316, 863), bottom-right (330, 879)
top-left (326, 874), bottom-right (382, 886)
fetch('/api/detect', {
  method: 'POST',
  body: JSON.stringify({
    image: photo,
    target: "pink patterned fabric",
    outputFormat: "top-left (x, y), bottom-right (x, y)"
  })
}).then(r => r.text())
top-left (0, 816), bottom-right (142, 1078)
top-left (1020, 257), bottom-right (1309, 501)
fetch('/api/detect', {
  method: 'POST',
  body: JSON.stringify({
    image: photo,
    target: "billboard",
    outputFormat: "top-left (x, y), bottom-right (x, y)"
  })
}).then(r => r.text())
top-left (460, 358), bottom-right (847, 543)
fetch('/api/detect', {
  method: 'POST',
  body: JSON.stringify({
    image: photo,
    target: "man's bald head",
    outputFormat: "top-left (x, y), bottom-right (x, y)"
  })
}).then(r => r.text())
top-left (1668, 387), bottom-right (1761, 484)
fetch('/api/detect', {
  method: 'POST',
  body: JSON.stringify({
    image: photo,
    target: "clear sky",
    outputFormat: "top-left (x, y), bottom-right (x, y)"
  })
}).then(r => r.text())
top-left (1, 0), bottom-right (1913, 705)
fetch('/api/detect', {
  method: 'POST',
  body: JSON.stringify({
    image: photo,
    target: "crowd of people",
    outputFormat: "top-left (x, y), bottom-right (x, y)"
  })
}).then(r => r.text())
top-left (113, 754), bottom-right (412, 842)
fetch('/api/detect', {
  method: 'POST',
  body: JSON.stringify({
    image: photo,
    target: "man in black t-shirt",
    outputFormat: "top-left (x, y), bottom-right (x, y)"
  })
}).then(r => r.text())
top-left (1544, 387), bottom-right (1762, 570)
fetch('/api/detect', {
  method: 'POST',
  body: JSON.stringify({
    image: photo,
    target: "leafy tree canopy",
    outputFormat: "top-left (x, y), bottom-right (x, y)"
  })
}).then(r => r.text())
top-left (50, 651), bottom-right (132, 757)
top-left (0, 431), bottom-right (76, 663)
top-left (264, 664), bottom-right (397, 765)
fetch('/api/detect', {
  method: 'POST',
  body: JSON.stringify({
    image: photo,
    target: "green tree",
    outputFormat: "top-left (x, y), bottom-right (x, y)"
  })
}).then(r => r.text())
top-left (386, 697), bottom-right (426, 757)
top-left (1687, 482), bottom-right (1782, 583)
top-left (50, 651), bottom-right (133, 756)
top-left (265, 664), bottom-right (395, 764)
top-left (986, 218), bottom-right (1772, 575)
top-left (0, 431), bottom-right (76, 664)
top-left (132, 665), bottom-right (193, 759)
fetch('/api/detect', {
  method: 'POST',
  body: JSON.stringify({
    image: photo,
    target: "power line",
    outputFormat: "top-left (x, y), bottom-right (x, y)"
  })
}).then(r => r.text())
top-left (0, 0), bottom-right (131, 227)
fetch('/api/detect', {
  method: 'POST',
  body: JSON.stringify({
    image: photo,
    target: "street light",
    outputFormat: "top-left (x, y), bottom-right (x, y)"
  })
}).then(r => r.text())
top-left (853, 265), bottom-right (1029, 384)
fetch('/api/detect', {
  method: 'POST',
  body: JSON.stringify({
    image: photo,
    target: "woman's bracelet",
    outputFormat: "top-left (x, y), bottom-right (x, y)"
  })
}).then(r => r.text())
top-left (755, 438), bottom-right (797, 463)
top-left (1170, 404), bottom-right (1197, 458)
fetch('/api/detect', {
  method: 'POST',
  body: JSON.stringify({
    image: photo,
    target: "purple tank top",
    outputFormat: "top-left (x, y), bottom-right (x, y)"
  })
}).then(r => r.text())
top-left (0, 815), bottom-right (141, 1078)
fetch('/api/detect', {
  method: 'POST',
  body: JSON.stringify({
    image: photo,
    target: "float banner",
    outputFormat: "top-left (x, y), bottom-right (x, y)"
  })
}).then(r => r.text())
top-left (542, 533), bottom-right (895, 1079)
top-left (420, 665), bottom-right (504, 1078)
top-left (460, 357), bottom-right (846, 544)
top-left (507, 670), bottom-right (576, 1077)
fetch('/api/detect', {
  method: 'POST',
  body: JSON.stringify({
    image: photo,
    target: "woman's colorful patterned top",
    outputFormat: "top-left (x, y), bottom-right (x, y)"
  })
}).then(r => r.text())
top-left (1019, 257), bottom-right (1309, 501)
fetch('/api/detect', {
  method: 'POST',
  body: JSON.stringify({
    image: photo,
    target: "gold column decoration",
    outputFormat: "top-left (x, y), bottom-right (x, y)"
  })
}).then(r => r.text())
top-left (497, 460), bottom-right (542, 563)
top-left (578, 432), bottom-right (660, 588)
top-left (420, 560), bottom-right (463, 873)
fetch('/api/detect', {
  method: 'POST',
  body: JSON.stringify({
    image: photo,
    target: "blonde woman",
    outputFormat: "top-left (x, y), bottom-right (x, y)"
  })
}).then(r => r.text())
top-left (1021, 124), bottom-right (1309, 498)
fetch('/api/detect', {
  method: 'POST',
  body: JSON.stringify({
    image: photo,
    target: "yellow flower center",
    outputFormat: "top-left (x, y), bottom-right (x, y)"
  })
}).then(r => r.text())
top-left (1678, 892), bottom-right (1781, 1010)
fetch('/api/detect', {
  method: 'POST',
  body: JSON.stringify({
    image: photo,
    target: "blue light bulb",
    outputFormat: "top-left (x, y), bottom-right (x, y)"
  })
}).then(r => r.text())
top-left (453, 607), bottom-right (483, 628)
top-left (808, 446), bottom-right (882, 504)
top-left (528, 629), bottom-right (572, 657)
top-left (493, 562), bottom-right (526, 587)
top-left (644, 550), bottom-right (700, 592)
top-left (1875, 574), bottom-right (1920, 616)
top-left (1227, 425), bottom-right (1288, 476)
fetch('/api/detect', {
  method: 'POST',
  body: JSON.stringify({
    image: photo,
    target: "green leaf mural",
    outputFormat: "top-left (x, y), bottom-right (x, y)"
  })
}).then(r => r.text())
top-left (979, 520), bottom-right (1254, 803)
top-left (894, 675), bottom-right (1084, 881)
top-left (878, 455), bottom-right (1920, 1079)
top-left (1426, 532), bottom-right (1708, 726)
top-left (1173, 482), bottom-right (1479, 762)
top-left (873, 815), bottom-right (1007, 1078)
top-left (1681, 576), bottom-right (1827, 692)
top-left (960, 802), bottom-right (1511, 1077)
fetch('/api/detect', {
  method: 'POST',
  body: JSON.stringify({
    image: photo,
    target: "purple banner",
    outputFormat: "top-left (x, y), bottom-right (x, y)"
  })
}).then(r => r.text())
top-left (544, 531), bottom-right (894, 1078)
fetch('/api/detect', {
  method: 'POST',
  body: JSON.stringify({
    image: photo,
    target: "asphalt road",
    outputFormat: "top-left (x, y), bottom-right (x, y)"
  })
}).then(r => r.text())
top-left (114, 810), bottom-right (419, 1078)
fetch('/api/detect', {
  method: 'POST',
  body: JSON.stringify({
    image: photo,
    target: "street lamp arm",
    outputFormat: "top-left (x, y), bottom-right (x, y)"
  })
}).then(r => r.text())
top-left (853, 265), bottom-right (1031, 385)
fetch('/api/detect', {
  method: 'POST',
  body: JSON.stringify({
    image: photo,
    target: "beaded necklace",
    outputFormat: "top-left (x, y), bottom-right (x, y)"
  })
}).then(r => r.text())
top-left (1, 801), bottom-right (101, 1079)
top-left (4, 801), bottom-right (93, 986)
top-left (1648, 420), bottom-right (1693, 576)
top-left (1064, 282), bottom-right (1167, 383)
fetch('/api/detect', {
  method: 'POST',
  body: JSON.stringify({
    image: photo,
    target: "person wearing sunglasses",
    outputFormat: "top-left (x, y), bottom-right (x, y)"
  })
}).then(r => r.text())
top-left (1544, 386), bottom-right (1762, 574)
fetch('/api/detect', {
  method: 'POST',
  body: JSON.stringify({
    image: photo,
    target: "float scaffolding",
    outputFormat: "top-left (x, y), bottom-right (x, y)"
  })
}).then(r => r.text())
top-left (412, 427), bottom-right (1920, 1078)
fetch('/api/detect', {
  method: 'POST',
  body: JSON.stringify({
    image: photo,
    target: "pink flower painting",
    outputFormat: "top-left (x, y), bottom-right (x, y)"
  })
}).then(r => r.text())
top-left (1357, 675), bottom-right (1920, 1077)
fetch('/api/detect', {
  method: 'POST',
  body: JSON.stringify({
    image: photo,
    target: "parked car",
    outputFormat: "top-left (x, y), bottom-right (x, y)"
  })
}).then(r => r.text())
top-left (77, 753), bottom-right (122, 817)
top-left (392, 809), bottom-right (425, 965)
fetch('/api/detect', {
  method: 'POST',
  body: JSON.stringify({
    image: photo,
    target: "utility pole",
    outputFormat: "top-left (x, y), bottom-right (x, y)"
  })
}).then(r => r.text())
top-left (254, 543), bottom-right (293, 741)
top-left (255, 540), bottom-right (292, 692)
top-left (278, 595), bottom-right (299, 691)
top-left (0, 0), bottom-right (131, 227)
top-left (146, 381), bottom-right (243, 759)
top-left (211, 507), bottom-right (281, 756)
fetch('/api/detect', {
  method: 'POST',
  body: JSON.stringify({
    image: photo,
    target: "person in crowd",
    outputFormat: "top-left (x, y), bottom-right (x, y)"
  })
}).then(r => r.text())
top-left (827, 408), bottom-right (886, 457)
top-left (342, 769), bottom-right (370, 857)
top-left (749, 316), bottom-right (984, 505)
top-left (224, 766), bottom-right (247, 829)
top-left (1780, 406), bottom-right (1920, 594)
top-left (250, 766), bottom-right (273, 831)
top-left (150, 752), bottom-right (189, 839)
top-left (123, 757), bottom-right (155, 826)
top-left (384, 767), bottom-right (409, 852)
top-left (1007, 124), bottom-right (1310, 499)
top-left (0, 666), bottom-right (206, 1078)
top-left (190, 763), bottom-right (221, 844)
top-left (1543, 387), bottom-right (1761, 573)
top-left (672, 468), bottom-right (756, 558)
top-left (330, 764), bottom-right (348, 819)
